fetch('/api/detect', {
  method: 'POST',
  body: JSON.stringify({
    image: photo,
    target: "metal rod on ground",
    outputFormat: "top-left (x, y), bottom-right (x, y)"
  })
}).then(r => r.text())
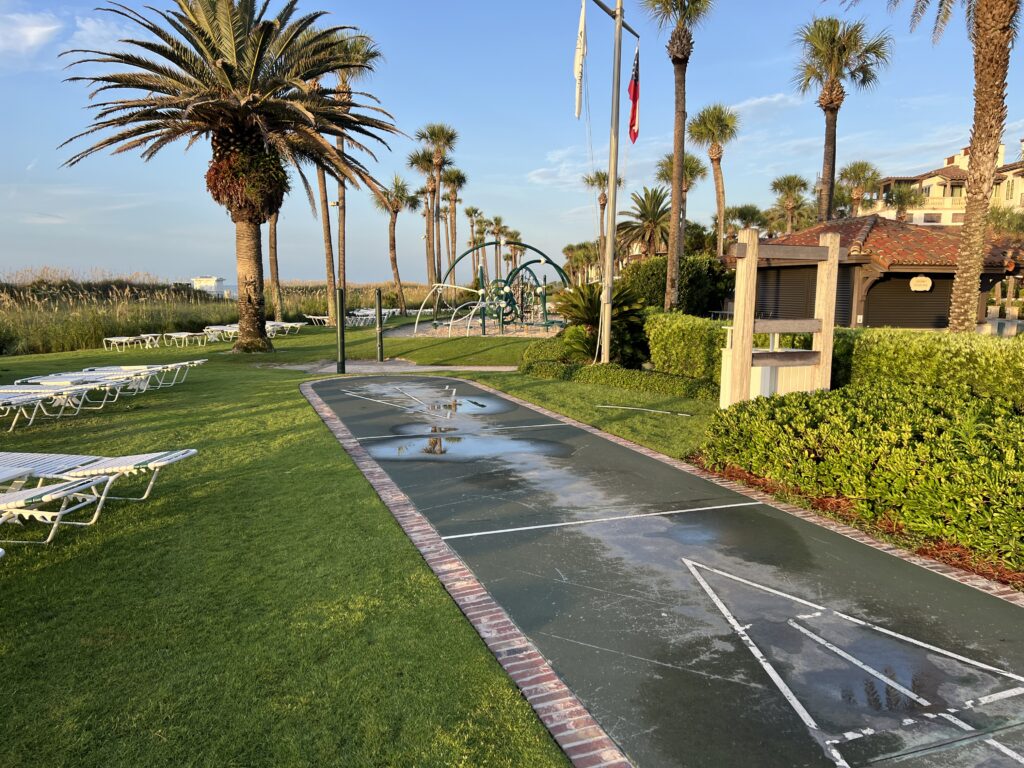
top-left (375, 288), bottom-right (384, 363)
top-left (600, 0), bottom-right (625, 365)
top-left (335, 286), bottom-right (346, 374)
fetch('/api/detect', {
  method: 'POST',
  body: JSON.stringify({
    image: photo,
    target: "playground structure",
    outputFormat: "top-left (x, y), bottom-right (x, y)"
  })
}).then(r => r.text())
top-left (413, 242), bottom-right (571, 338)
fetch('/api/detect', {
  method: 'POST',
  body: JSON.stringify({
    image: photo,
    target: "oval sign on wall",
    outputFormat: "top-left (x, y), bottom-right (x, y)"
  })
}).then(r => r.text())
top-left (909, 275), bottom-right (933, 292)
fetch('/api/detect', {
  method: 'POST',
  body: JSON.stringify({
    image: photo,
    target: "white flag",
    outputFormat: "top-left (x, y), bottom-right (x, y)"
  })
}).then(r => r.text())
top-left (573, 0), bottom-right (587, 119)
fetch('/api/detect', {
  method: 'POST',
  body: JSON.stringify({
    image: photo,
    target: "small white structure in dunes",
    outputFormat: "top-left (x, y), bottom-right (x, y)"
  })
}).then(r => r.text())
top-left (191, 276), bottom-right (226, 298)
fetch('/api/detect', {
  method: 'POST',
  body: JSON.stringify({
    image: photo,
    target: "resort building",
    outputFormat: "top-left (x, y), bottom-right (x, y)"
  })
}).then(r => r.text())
top-left (861, 142), bottom-right (1024, 226)
top-left (191, 275), bottom-right (226, 297)
top-left (751, 215), bottom-right (1017, 329)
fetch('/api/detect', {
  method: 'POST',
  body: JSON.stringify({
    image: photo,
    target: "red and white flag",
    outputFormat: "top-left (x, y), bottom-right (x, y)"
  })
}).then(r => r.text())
top-left (627, 45), bottom-right (640, 144)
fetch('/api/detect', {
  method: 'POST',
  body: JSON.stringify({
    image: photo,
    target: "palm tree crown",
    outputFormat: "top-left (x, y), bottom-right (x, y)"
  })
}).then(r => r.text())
top-left (838, 160), bottom-right (882, 216)
top-left (688, 104), bottom-right (739, 257)
top-left (656, 152), bottom-right (708, 191)
top-left (61, 0), bottom-right (398, 353)
top-left (617, 186), bottom-right (671, 262)
top-left (770, 174), bottom-right (810, 233)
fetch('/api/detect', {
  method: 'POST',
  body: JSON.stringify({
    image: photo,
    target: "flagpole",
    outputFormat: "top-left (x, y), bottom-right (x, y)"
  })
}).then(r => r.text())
top-left (599, 0), bottom-right (624, 365)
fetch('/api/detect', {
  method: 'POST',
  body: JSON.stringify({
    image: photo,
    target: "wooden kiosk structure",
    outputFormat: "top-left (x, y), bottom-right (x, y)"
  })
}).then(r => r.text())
top-left (720, 229), bottom-right (842, 409)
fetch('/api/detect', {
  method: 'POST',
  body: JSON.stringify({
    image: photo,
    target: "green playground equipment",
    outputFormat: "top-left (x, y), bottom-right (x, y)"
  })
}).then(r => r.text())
top-left (412, 241), bottom-right (569, 337)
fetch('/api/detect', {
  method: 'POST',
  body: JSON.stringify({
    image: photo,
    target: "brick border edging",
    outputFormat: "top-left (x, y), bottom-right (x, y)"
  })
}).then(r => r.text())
top-left (461, 378), bottom-right (1024, 609)
top-left (300, 380), bottom-right (633, 768)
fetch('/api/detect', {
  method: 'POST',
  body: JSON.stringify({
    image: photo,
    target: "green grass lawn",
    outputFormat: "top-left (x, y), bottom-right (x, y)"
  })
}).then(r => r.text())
top-left (0, 336), bottom-right (566, 768)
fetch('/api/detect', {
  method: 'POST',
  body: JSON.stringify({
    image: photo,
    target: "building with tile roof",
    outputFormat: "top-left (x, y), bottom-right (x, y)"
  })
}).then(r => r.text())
top-left (861, 142), bottom-right (1024, 226)
top-left (733, 216), bottom-right (1018, 329)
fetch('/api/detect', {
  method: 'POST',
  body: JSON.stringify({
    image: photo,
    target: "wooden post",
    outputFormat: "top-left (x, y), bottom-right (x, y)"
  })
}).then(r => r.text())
top-left (812, 233), bottom-right (840, 390)
top-left (729, 229), bottom-right (759, 406)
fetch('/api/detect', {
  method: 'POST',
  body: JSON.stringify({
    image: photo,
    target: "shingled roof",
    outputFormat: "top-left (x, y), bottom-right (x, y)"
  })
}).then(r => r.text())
top-left (766, 215), bottom-right (1015, 271)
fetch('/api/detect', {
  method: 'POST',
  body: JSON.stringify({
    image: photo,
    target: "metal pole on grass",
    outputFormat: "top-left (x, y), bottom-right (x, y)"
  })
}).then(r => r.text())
top-left (335, 286), bottom-right (346, 374)
top-left (599, 0), bottom-right (625, 365)
top-left (375, 288), bottom-right (384, 363)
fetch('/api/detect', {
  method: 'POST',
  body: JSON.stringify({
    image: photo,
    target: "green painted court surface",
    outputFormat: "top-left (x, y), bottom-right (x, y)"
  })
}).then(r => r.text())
top-left (314, 376), bottom-right (1024, 768)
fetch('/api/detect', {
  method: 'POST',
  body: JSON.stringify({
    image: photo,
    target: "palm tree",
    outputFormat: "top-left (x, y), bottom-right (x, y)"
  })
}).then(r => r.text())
top-left (885, 183), bottom-right (926, 222)
top-left (656, 151), bottom-right (708, 193)
top-left (616, 186), bottom-right (671, 262)
top-left (505, 229), bottom-right (523, 272)
top-left (442, 168), bottom-right (467, 285)
top-left (794, 17), bottom-right (893, 223)
top-left (489, 215), bottom-right (505, 280)
top-left (838, 160), bottom-right (882, 216)
top-left (332, 34), bottom-right (382, 297)
top-left (463, 205), bottom-right (482, 280)
top-left (373, 175), bottom-right (419, 314)
top-left (267, 212), bottom-right (284, 322)
top-left (721, 204), bottom-right (766, 243)
top-left (407, 150), bottom-right (437, 284)
top-left (415, 123), bottom-right (458, 285)
top-left (582, 170), bottom-right (624, 260)
top-left (766, 196), bottom-right (816, 236)
top-left (642, 0), bottom-right (714, 310)
top-left (847, 0), bottom-right (1018, 332)
top-left (62, 1), bottom-right (397, 351)
top-left (770, 175), bottom-right (811, 234)
top-left (688, 104), bottom-right (740, 258)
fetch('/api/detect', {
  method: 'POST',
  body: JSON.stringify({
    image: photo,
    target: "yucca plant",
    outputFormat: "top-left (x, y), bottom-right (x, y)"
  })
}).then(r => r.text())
top-left (61, 0), bottom-right (398, 351)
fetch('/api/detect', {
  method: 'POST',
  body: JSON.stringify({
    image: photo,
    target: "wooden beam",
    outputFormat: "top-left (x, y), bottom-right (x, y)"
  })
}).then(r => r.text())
top-left (734, 243), bottom-right (848, 261)
top-left (813, 232), bottom-right (841, 390)
top-left (729, 230), bottom-right (759, 407)
top-left (751, 350), bottom-right (822, 367)
top-left (753, 319), bottom-right (822, 334)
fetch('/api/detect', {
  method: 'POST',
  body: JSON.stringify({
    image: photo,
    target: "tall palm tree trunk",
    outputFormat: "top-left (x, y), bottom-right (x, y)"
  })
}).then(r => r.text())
top-left (598, 195), bottom-right (607, 264)
top-left (449, 203), bottom-right (458, 286)
top-left (665, 31), bottom-right (691, 310)
top-left (818, 106), bottom-right (840, 222)
top-left (388, 212), bottom-right (407, 314)
top-left (433, 170), bottom-right (443, 284)
top-left (711, 151), bottom-right (726, 258)
top-left (852, 189), bottom-right (864, 217)
top-left (949, 0), bottom-right (1017, 333)
top-left (316, 166), bottom-right (337, 323)
top-left (424, 190), bottom-right (437, 285)
top-left (785, 204), bottom-right (795, 234)
top-left (335, 137), bottom-right (347, 294)
top-left (235, 220), bottom-right (272, 352)
top-left (441, 214), bottom-right (451, 283)
top-left (494, 242), bottom-right (501, 282)
top-left (268, 212), bottom-right (283, 322)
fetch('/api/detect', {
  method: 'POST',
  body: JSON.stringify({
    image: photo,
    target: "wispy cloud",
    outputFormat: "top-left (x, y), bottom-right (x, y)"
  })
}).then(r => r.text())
top-left (0, 12), bottom-right (61, 55)
top-left (22, 212), bottom-right (68, 225)
top-left (526, 134), bottom-right (671, 190)
top-left (730, 92), bottom-right (803, 115)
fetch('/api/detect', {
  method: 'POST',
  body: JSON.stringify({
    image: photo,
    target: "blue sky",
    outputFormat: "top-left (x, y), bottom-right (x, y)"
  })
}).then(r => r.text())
top-left (1, 0), bottom-right (1021, 286)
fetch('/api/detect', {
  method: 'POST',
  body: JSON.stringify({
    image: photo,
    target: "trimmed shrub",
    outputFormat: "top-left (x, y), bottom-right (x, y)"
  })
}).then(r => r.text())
top-left (646, 313), bottom-right (727, 385)
top-left (520, 360), bottom-right (580, 380)
top-left (521, 337), bottom-right (571, 366)
top-left (520, 359), bottom-right (718, 401)
top-left (678, 252), bottom-right (733, 316)
top-left (851, 329), bottom-right (1024, 408)
top-left (621, 256), bottom-right (668, 308)
top-left (701, 382), bottom-right (1024, 569)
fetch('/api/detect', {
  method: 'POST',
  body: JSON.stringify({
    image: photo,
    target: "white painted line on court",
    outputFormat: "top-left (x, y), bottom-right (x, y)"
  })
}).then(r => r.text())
top-left (976, 687), bottom-right (1024, 706)
top-left (595, 405), bottom-right (692, 417)
top-left (788, 619), bottom-right (932, 706)
top-left (339, 390), bottom-right (413, 411)
top-left (938, 713), bottom-right (1024, 764)
top-left (832, 611), bottom-right (1024, 684)
top-left (681, 560), bottom-right (854, 768)
top-left (686, 560), bottom-right (826, 612)
top-left (393, 386), bottom-right (427, 406)
top-left (441, 501), bottom-right (761, 541)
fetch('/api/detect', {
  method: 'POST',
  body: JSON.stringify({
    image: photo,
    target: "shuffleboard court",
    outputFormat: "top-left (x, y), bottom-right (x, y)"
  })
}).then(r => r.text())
top-left (310, 376), bottom-right (1024, 768)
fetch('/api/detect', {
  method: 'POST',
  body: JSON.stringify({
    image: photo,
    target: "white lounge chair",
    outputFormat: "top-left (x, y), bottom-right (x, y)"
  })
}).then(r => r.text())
top-left (0, 382), bottom-right (128, 430)
top-left (0, 449), bottom-right (197, 503)
top-left (0, 476), bottom-right (112, 545)
top-left (83, 359), bottom-right (206, 388)
top-left (303, 314), bottom-right (330, 326)
top-left (163, 331), bottom-right (209, 347)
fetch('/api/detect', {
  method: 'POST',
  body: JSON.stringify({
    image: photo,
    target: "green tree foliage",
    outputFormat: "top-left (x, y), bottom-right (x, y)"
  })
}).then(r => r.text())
top-left (554, 282), bottom-right (649, 367)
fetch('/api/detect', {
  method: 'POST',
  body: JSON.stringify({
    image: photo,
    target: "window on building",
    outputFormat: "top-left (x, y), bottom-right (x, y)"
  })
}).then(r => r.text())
top-left (1007, 179), bottom-right (1015, 200)
top-left (923, 213), bottom-right (942, 224)
top-left (922, 185), bottom-right (932, 197)
top-left (950, 185), bottom-right (964, 197)
top-left (952, 213), bottom-right (965, 223)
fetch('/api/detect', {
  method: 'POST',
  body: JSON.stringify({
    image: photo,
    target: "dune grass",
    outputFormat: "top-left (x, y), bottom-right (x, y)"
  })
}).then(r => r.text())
top-left (0, 337), bottom-right (566, 768)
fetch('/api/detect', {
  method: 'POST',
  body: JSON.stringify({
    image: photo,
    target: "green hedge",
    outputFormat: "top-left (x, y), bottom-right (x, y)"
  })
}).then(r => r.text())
top-left (702, 382), bottom-right (1024, 569)
top-left (645, 313), bottom-right (861, 391)
top-left (850, 329), bottom-right (1024, 408)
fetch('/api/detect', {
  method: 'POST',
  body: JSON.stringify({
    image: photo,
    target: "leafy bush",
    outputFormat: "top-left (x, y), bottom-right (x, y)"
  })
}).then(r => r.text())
top-left (521, 337), bottom-right (571, 366)
top-left (621, 256), bottom-right (668, 308)
top-left (851, 329), bottom-right (1024, 408)
top-left (702, 382), bottom-right (1024, 569)
top-left (520, 360), bottom-right (718, 401)
top-left (678, 252), bottom-right (733, 316)
top-left (554, 282), bottom-right (649, 368)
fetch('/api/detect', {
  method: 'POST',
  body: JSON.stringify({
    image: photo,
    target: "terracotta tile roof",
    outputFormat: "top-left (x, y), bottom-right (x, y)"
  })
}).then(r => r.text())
top-left (766, 215), bottom-right (1015, 271)
top-left (881, 166), bottom-right (969, 184)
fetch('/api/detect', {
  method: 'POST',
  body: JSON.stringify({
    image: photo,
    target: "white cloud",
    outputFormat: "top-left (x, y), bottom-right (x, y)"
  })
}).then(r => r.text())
top-left (22, 212), bottom-right (68, 225)
top-left (730, 92), bottom-right (803, 114)
top-left (0, 12), bottom-right (61, 55)
top-left (69, 15), bottom-right (132, 52)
